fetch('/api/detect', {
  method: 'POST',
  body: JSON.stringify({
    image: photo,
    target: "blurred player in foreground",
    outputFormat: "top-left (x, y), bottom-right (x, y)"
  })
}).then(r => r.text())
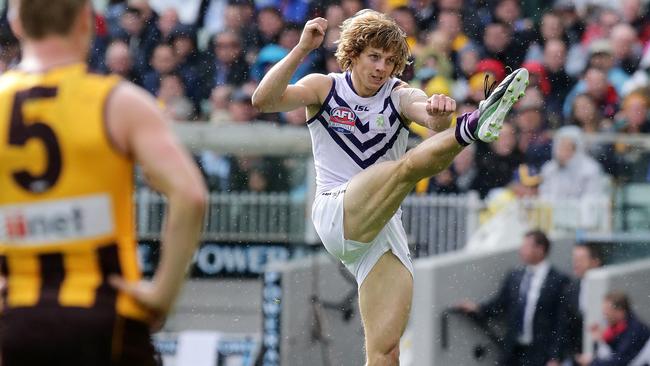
top-left (0, 0), bottom-right (207, 364)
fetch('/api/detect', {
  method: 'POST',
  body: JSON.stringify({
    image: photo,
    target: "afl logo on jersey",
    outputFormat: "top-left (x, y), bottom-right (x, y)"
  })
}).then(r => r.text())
top-left (328, 107), bottom-right (356, 134)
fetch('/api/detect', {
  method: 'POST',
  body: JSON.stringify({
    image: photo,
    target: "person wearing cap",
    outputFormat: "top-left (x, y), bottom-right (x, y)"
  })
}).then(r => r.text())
top-left (480, 163), bottom-right (543, 223)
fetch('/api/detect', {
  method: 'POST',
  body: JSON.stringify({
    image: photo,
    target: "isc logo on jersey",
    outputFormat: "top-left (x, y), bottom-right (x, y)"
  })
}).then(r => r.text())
top-left (0, 194), bottom-right (114, 246)
top-left (328, 107), bottom-right (357, 134)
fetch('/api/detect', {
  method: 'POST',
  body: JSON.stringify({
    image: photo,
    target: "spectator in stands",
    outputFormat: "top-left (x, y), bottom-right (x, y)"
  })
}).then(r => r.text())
top-left (571, 94), bottom-right (606, 132)
top-left (457, 230), bottom-right (570, 366)
top-left (493, 0), bottom-right (534, 35)
top-left (539, 126), bottom-right (606, 200)
top-left (492, 0), bottom-right (534, 55)
top-left (621, 0), bottom-right (650, 43)
top-left (480, 163), bottom-right (542, 223)
top-left (559, 243), bottom-right (604, 365)
top-left (612, 91), bottom-right (650, 133)
top-left (452, 144), bottom-right (477, 193)
top-left (142, 43), bottom-right (178, 95)
top-left (587, 40), bottom-right (630, 95)
top-left (256, 7), bottom-right (285, 48)
top-left (565, 67), bottom-right (619, 120)
top-left (582, 8), bottom-right (621, 45)
top-left (112, 2), bottom-right (160, 75)
top-left (104, 39), bottom-right (141, 85)
top-left (105, 0), bottom-right (127, 36)
top-left (89, 12), bottom-right (110, 72)
top-left (610, 23), bottom-right (641, 76)
top-left (412, 0), bottom-right (435, 32)
top-left (282, 107), bottom-right (307, 126)
top-left (168, 25), bottom-right (205, 106)
top-left (325, 4), bottom-right (345, 29)
top-left (157, 73), bottom-right (195, 121)
top-left (436, 9), bottom-right (473, 57)
top-left (576, 292), bottom-right (650, 366)
top-left (552, 1), bottom-right (583, 42)
top-left (228, 88), bottom-right (258, 123)
top-left (340, 0), bottom-right (364, 18)
top-left (223, 1), bottom-right (259, 53)
top-left (542, 39), bottom-right (575, 122)
top-left (390, 6), bottom-right (419, 49)
top-left (156, 7), bottom-right (180, 42)
top-left (230, 156), bottom-right (289, 193)
top-left (414, 33), bottom-right (454, 97)
top-left (569, 94), bottom-right (619, 176)
top-left (208, 85), bottom-right (233, 124)
top-left (426, 168), bottom-right (459, 194)
top-left (474, 122), bottom-right (523, 198)
top-left (512, 88), bottom-right (553, 169)
top-left (451, 45), bottom-right (480, 101)
top-left (525, 11), bottom-right (565, 61)
top-left (253, 23), bottom-right (318, 84)
top-left (482, 21), bottom-right (525, 67)
top-left (209, 30), bottom-right (250, 88)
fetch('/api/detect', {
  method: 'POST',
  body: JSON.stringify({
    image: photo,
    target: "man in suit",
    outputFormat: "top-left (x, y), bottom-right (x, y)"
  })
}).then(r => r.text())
top-left (458, 230), bottom-right (570, 366)
top-left (576, 292), bottom-right (650, 366)
top-left (561, 244), bottom-right (604, 365)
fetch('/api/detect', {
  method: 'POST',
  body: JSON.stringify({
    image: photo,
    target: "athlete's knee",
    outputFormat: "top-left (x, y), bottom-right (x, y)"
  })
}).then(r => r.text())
top-left (367, 343), bottom-right (400, 366)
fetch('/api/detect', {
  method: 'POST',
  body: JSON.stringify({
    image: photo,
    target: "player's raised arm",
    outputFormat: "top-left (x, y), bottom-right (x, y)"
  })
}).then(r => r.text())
top-left (252, 18), bottom-right (330, 112)
top-left (396, 87), bottom-right (457, 132)
top-left (106, 83), bottom-right (207, 319)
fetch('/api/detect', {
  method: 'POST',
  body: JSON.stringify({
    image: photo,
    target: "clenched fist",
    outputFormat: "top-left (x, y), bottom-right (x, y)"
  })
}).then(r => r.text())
top-left (426, 94), bottom-right (456, 117)
top-left (298, 18), bottom-right (328, 53)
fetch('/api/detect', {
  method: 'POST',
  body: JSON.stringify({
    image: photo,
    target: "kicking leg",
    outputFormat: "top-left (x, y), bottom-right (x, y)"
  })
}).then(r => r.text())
top-left (359, 251), bottom-right (413, 366)
top-left (344, 128), bottom-right (463, 243)
top-left (344, 68), bottom-right (529, 243)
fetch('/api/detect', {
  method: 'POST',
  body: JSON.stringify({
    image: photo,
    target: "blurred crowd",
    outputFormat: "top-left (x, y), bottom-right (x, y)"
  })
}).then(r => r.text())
top-left (2, 0), bottom-right (650, 196)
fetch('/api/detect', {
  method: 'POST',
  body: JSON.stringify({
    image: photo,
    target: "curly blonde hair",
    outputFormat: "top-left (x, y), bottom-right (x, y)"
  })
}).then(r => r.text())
top-left (335, 9), bottom-right (410, 77)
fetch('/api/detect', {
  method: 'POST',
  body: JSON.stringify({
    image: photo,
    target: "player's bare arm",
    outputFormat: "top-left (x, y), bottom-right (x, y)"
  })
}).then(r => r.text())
top-left (106, 83), bottom-right (207, 319)
top-left (397, 87), bottom-right (456, 132)
top-left (252, 17), bottom-right (331, 112)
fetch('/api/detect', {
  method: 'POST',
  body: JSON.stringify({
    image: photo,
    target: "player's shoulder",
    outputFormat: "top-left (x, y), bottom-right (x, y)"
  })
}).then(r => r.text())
top-left (297, 73), bottom-right (334, 104)
top-left (298, 73), bottom-right (334, 90)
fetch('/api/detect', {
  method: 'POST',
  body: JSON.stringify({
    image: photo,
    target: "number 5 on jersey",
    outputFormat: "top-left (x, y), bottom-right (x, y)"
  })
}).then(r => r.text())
top-left (8, 87), bottom-right (61, 193)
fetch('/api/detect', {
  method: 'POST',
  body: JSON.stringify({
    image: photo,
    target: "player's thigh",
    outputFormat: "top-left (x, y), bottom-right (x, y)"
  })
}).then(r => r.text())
top-left (344, 159), bottom-right (415, 243)
top-left (359, 251), bottom-right (413, 354)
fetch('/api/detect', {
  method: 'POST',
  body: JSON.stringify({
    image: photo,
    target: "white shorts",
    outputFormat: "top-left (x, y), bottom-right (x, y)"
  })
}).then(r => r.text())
top-left (311, 182), bottom-right (414, 287)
